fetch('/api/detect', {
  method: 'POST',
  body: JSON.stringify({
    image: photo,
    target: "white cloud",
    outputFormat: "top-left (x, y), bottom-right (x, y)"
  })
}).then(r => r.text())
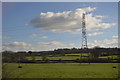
top-left (88, 39), bottom-right (118, 48)
top-left (29, 7), bottom-right (116, 33)
top-left (41, 36), bottom-right (48, 39)
top-left (3, 41), bottom-right (32, 51)
top-left (36, 41), bottom-right (76, 51)
top-left (0, 36), bottom-right (9, 40)
top-left (0, 36), bottom-right (2, 39)
top-left (7, 41), bottom-right (32, 47)
top-left (3, 41), bottom-right (76, 51)
top-left (68, 43), bottom-right (76, 46)
top-left (2, 46), bottom-right (11, 51)
top-left (3, 39), bottom-right (118, 51)
top-left (38, 41), bottom-right (65, 46)
top-left (95, 15), bottom-right (107, 18)
top-left (30, 34), bottom-right (37, 38)
top-left (0, 46), bottom-right (2, 52)
top-left (112, 35), bottom-right (119, 38)
top-left (87, 32), bottom-right (103, 37)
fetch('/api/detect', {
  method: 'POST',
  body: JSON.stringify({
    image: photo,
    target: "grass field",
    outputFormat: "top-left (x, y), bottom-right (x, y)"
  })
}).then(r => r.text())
top-left (65, 53), bottom-right (89, 56)
top-left (26, 56), bottom-right (86, 60)
top-left (26, 54), bottom-right (118, 61)
top-left (3, 63), bottom-right (118, 78)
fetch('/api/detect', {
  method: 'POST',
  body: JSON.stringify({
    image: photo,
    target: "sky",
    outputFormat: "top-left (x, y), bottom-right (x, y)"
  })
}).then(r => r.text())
top-left (2, 2), bottom-right (118, 51)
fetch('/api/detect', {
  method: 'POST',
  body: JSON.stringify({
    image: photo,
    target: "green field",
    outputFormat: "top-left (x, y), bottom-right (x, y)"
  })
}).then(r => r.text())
top-left (65, 53), bottom-right (89, 56)
top-left (26, 56), bottom-right (86, 60)
top-left (26, 54), bottom-right (118, 61)
top-left (3, 63), bottom-right (118, 78)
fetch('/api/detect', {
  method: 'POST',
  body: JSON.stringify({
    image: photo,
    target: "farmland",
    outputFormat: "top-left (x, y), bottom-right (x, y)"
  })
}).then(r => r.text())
top-left (3, 63), bottom-right (118, 78)
top-left (26, 53), bottom-right (118, 61)
top-left (2, 48), bottom-right (119, 79)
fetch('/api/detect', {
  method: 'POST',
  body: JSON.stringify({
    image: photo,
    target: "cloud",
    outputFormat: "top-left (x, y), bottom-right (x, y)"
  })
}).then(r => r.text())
top-left (29, 7), bottom-right (116, 33)
top-left (38, 41), bottom-right (65, 47)
top-left (37, 41), bottom-right (76, 47)
top-left (112, 35), bottom-right (119, 38)
top-left (95, 15), bottom-right (107, 18)
top-left (2, 46), bottom-right (11, 51)
top-left (30, 34), bottom-right (37, 38)
top-left (87, 32), bottom-right (103, 37)
top-left (36, 41), bottom-right (76, 51)
top-left (41, 36), bottom-right (48, 39)
top-left (88, 39), bottom-right (118, 48)
top-left (3, 41), bottom-right (32, 51)
top-left (3, 39), bottom-right (118, 51)
top-left (4, 41), bottom-right (32, 47)
top-left (0, 36), bottom-right (2, 39)
top-left (0, 46), bottom-right (2, 52)
top-left (3, 41), bottom-right (76, 51)
top-left (0, 36), bottom-right (9, 40)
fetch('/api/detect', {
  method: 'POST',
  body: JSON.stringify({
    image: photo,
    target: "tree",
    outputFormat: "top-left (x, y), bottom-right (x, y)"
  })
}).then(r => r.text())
top-left (42, 56), bottom-right (49, 62)
top-left (90, 46), bottom-right (101, 59)
top-left (28, 51), bottom-right (32, 56)
top-left (58, 58), bottom-right (62, 62)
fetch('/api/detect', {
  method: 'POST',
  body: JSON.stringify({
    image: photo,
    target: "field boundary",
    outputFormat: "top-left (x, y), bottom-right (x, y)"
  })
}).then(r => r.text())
top-left (1, 78), bottom-right (118, 80)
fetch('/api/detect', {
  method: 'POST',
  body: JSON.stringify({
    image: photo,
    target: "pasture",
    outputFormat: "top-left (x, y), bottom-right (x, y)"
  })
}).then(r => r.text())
top-left (26, 53), bottom-right (118, 61)
top-left (3, 63), bottom-right (118, 78)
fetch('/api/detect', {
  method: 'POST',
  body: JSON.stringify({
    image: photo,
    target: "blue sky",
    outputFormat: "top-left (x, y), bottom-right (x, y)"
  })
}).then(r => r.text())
top-left (2, 2), bottom-right (118, 51)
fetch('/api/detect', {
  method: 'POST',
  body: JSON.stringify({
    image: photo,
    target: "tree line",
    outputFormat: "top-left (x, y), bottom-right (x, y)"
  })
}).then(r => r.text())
top-left (2, 47), bottom-right (119, 63)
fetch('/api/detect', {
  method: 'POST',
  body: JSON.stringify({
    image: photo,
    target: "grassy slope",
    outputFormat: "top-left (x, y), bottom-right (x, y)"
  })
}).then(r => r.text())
top-left (4, 63), bottom-right (118, 78)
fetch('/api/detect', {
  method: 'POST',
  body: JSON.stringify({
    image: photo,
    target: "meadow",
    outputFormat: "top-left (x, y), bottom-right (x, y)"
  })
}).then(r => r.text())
top-left (3, 63), bottom-right (118, 78)
top-left (26, 53), bottom-right (118, 61)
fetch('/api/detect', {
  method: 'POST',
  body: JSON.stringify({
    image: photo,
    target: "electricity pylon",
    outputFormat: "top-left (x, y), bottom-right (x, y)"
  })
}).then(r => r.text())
top-left (81, 13), bottom-right (88, 49)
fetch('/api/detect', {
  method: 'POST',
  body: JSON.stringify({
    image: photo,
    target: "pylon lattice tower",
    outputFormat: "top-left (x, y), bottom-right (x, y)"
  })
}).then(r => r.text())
top-left (81, 13), bottom-right (88, 49)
